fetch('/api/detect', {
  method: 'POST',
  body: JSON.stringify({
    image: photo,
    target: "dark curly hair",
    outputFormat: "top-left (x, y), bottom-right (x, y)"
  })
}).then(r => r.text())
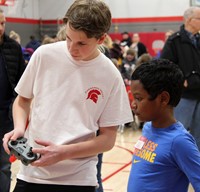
top-left (131, 59), bottom-right (184, 107)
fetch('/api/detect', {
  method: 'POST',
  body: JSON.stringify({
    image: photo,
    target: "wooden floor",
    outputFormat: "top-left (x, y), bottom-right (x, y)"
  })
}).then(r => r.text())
top-left (10, 126), bottom-right (194, 192)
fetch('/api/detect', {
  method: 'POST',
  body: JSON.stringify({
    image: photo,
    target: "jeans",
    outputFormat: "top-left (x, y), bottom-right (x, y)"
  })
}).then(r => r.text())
top-left (174, 98), bottom-right (200, 149)
top-left (96, 153), bottom-right (103, 192)
top-left (0, 108), bottom-right (13, 192)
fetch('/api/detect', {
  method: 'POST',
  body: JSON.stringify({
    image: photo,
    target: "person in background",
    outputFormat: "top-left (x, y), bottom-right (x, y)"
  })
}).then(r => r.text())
top-left (98, 37), bottom-right (110, 59)
top-left (3, 1), bottom-right (133, 192)
top-left (161, 6), bottom-right (200, 150)
top-left (9, 30), bottom-right (34, 64)
top-left (100, 34), bottom-right (112, 58)
top-left (120, 48), bottom-right (136, 84)
top-left (165, 29), bottom-right (174, 41)
top-left (111, 58), bottom-right (119, 69)
top-left (22, 48), bottom-right (34, 64)
top-left (109, 42), bottom-right (123, 65)
top-left (120, 31), bottom-right (132, 47)
top-left (128, 59), bottom-right (200, 192)
top-left (9, 30), bottom-right (21, 44)
top-left (102, 34), bottom-right (113, 51)
top-left (0, 9), bottom-right (26, 192)
top-left (56, 25), bottom-right (67, 41)
top-left (25, 35), bottom-right (41, 51)
top-left (135, 53), bottom-right (152, 69)
top-left (41, 35), bottom-right (55, 45)
top-left (130, 33), bottom-right (147, 59)
top-left (154, 30), bottom-right (174, 58)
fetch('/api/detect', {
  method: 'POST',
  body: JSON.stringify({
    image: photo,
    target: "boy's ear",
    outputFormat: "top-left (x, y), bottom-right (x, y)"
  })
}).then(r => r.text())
top-left (160, 91), bottom-right (170, 106)
top-left (97, 33), bottom-right (106, 44)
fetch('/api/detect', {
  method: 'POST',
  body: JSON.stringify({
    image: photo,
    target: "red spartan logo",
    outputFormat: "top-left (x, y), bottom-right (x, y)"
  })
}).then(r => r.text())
top-left (86, 89), bottom-right (101, 103)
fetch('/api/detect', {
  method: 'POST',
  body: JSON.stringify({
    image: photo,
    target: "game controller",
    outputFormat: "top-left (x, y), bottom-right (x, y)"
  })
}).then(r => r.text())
top-left (8, 137), bottom-right (40, 166)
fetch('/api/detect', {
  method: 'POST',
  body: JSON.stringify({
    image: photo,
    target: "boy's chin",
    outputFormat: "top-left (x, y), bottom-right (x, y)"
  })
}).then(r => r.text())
top-left (71, 55), bottom-right (81, 60)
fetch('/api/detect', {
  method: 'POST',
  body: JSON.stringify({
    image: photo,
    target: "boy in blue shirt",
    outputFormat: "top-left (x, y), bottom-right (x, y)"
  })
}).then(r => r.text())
top-left (128, 59), bottom-right (200, 192)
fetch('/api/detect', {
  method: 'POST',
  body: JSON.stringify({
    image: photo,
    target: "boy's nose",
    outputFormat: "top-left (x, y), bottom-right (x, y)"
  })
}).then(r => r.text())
top-left (131, 102), bottom-right (137, 110)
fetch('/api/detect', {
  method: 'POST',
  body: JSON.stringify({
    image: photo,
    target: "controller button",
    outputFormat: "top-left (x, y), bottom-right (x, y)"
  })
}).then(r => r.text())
top-left (27, 152), bottom-right (34, 157)
top-left (10, 140), bottom-right (18, 145)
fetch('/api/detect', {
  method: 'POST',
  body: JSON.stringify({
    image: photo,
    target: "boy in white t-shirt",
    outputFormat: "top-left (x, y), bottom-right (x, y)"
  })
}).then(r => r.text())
top-left (3, 0), bottom-right (133, 192)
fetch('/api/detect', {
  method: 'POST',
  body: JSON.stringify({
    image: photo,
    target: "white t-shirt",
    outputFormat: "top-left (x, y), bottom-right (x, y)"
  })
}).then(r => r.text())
top-left (15, 41), bottom-right (133, 186)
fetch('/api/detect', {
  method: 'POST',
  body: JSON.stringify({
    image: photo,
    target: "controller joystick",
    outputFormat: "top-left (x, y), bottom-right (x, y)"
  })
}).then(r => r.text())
top-left (10, 140), bottom-right (18, 146)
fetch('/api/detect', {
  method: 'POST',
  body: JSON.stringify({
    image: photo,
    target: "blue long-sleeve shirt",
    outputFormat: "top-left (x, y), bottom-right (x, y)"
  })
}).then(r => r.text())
top-left (128, 121), bottom-right (200, 192)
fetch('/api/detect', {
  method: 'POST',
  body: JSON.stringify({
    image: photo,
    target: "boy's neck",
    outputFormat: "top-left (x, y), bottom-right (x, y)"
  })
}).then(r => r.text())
top-left (152, 110), bottom-right (176, 128)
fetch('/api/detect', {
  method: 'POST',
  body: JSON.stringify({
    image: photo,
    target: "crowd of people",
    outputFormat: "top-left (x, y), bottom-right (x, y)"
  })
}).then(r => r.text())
top-left (1, 1), bottom-right (200, 192)
top-left (8, 28), bottom-right (67, 65)
top-left (102, 32), bottom-right (150, 85)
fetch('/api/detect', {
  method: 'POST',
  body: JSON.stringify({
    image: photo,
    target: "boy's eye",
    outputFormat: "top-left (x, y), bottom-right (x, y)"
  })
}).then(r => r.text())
top-left (66, 37), bottom-right (86, 46)
top-left (135, 97), bottom-right (142, 102)
top-left (78, 42), bottom-right (86, 46)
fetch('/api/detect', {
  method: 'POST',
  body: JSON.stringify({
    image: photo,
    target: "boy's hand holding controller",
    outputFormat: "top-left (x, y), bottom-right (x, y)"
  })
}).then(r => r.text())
top-left (3, 131), bottom-right (63, 167)
top-left (7, 137), bottom-right (40, 166)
